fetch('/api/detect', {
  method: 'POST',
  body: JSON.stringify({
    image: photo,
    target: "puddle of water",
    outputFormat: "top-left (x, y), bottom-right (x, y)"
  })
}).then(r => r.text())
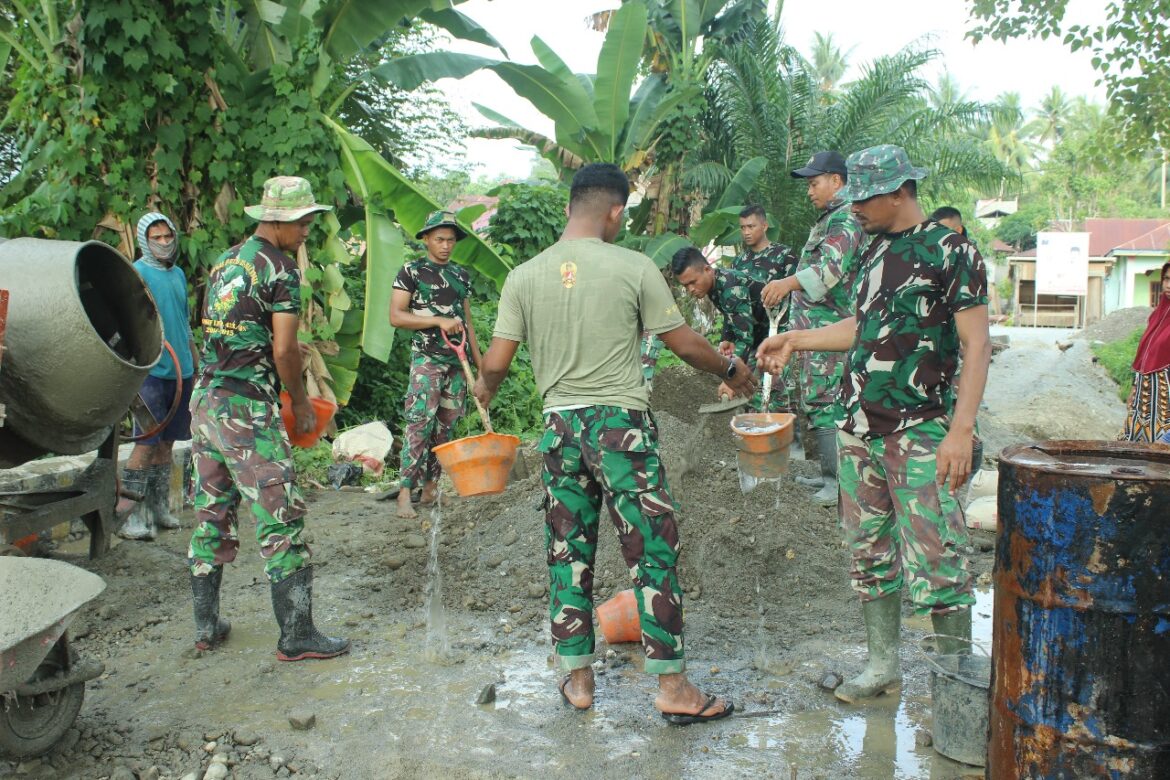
top-left (423, 490), bottom-right (448, 662)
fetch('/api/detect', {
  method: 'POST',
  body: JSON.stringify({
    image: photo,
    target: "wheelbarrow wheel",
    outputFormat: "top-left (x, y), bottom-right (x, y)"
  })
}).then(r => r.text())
top-left (0, 641), bottom-right (85, 760)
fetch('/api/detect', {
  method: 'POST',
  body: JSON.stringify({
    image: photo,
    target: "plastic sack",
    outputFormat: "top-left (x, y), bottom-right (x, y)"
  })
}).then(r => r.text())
top-left (331, 421), bottom-right (393, 476)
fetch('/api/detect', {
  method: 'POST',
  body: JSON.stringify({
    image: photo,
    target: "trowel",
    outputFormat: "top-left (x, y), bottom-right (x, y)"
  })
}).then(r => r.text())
top-left (698, 393), bottom-right (749, 414)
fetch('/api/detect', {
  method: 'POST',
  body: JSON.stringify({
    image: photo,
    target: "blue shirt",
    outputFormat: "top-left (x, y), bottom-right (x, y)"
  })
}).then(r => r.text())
top-left (134, 260), bottom-right (194, 379)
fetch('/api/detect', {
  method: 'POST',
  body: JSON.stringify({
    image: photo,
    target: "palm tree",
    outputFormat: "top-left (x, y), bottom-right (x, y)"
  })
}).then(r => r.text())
top-left (984, 92), bottom-right (1035, 184)
top-left (809, 32), bottom-right (853, 96)
top-left (1026, 85), bottom-right (1073, 147)
top-left (707, 18), bottom-right (1014, 244)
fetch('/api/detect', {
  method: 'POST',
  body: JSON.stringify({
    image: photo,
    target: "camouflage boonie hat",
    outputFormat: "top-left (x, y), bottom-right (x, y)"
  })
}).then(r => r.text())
top-left (245, 176), bottom-right (332, 222)
top-left (415, 210), bottom-right (468, 241)
top-left (842, 145), bottom-right (928, 202)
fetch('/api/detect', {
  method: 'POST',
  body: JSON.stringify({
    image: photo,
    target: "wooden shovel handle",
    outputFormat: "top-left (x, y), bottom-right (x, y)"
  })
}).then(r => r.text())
top-left (457, 356), bottom-right (493, 434)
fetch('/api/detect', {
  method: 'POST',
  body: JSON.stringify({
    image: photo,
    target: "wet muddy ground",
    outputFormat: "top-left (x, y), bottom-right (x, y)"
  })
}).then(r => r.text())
top-left (3, 327), bottom-right (1121, 780)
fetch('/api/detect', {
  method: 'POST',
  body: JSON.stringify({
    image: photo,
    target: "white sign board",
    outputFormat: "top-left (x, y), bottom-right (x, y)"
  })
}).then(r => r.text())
top-left (1035, 232), bottom-right (1090, 296)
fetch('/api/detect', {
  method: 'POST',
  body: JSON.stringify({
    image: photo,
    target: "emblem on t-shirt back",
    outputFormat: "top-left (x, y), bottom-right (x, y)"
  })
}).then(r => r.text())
top-left (560, 261), bottom-right (577, 289)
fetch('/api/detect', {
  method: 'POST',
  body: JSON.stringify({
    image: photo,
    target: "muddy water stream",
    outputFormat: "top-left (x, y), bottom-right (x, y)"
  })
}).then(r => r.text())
top-left (424, 491), bottom-right (449, 662)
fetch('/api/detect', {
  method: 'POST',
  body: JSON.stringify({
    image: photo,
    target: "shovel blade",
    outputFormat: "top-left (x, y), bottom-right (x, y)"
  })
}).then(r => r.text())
top-left (698, 396), bottom-right (749, 414)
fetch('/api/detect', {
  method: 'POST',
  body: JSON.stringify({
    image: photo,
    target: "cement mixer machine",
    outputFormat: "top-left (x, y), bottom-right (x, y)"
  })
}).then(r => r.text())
top-left (0, 236), bottom-right (162, 758)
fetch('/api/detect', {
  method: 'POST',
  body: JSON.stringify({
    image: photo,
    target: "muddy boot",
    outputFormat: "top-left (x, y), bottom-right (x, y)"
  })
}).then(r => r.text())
top-left (149, 463), bottom-right (182, 530)
top-left (191, 567), bottom-right (231, 650)
top-left (931, 607), bottom-right (972, 656)
top-left (835, 593), bottom-right (902, 703)
top-left (117, 468), bottom-right (156, 541)
top-left (812, 427), bottom-right (839, 507)
top-left (270, 566), bottom-right (350, 661)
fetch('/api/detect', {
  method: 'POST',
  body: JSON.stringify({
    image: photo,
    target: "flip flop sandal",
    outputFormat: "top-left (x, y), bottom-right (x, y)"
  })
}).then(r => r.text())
top-left (661, 695), bottom-right (735, 725)
top-left (558, 676), bottom-right (590, 711)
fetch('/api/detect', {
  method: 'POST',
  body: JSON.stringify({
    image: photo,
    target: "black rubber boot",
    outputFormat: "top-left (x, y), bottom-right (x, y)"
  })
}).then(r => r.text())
top-left (191, 567), bottom-right (231, 650)
top-left (270, 567), bottom-right (350, 661)
top-left (149, 463), bottom-right (182, 530)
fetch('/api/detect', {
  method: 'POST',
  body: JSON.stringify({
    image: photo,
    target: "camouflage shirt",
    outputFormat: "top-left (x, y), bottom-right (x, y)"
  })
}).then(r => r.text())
top-left (790, 198), bottom-right (866, 330)
top-left (840, 220), bottom-right (988, 439)
top-left (711, 267), bottom-right (768, 361)
top-left (197, 235), bottom-right (300, 403)
top-left (733, 242), bottom-right (799, 284)
top-left (393, 257), bottom-right (471, 364)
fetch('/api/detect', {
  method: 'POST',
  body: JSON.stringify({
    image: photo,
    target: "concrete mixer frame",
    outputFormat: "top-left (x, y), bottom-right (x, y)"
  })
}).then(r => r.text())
top-left (0, 288), bottom-right (117, 558)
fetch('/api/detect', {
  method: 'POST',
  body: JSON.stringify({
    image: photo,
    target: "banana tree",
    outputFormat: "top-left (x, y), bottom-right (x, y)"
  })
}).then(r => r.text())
top-left (213, 0), bottom-right (513, 402)
top-left (373, 0), bottom-right (690, 182)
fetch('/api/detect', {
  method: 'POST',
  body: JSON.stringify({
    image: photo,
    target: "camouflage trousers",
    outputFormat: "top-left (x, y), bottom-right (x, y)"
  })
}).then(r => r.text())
top-left (399, 353), bottom-right (466, 489)
top-left (188, 388), bottom-right (310, 584)
top-left (837, 419), bottom-right (974, 615)
top-left (640, 331), bottom-right (663, 390)
top-left (539, 406), bottom-right (685, 674)
top-left (798, 349), bottom-right (845, 429)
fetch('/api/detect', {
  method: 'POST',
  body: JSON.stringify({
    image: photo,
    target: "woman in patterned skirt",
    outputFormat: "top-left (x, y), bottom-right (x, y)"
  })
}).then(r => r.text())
top-left (1122, 262), bottom-right (1170, 442)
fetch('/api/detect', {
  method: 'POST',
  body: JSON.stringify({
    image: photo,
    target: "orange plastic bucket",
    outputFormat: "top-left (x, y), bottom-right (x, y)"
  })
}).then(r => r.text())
top-left (279, 392), bottom-right (337, 448)
top-left (596, 589), bottom-right (641, 644)
top-left (731, 412), bottom-right (795, 477)
top-left (432, 432), bottom-right (520, 497)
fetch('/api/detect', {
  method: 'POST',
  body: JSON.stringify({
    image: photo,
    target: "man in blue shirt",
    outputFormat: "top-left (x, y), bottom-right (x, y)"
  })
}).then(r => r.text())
top-left (119, 211), bottom-right (198, 540)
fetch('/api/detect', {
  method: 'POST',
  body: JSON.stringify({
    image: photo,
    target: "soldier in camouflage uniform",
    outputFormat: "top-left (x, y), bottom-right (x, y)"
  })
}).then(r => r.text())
top-left (670, 247), bottom-right (789, 413)
top-left (390, 210), bottom-right (480, 519)
top-left (188, 176), bottom-right (349, 661)
top-left (756, 146), bottom-right (991, 703)
top-left (734, 204), bottom-right (799, 284)
top-left (759, 151), bottom-right (866, 507)
top-left (474, 163), bottom-right (757, 721)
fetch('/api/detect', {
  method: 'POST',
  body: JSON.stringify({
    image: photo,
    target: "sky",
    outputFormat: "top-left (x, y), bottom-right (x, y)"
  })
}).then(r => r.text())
top-left (428, 0), bottom-right (1108, 178)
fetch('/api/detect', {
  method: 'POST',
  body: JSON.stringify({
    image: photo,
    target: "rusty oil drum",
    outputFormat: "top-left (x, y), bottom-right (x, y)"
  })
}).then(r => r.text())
top-left (991, 441), bottom-right (1170, 778)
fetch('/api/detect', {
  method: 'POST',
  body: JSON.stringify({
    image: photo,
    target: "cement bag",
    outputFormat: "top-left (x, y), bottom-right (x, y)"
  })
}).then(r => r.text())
top-left (965, 495), bottom-right (997, 532)
top-left (332, 422), bottom-right (393, 476)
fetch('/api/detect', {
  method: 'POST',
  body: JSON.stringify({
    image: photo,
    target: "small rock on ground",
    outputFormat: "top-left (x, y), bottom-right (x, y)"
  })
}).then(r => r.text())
top-left (288, 711), bottom-right (317, 731)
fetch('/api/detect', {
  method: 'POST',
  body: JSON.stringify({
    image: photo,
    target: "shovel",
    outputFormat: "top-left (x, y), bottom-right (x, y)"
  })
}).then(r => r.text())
top-left (441, 326), bottom-right (493, 433)
top-left (759, 299), bottom-right (790, 410)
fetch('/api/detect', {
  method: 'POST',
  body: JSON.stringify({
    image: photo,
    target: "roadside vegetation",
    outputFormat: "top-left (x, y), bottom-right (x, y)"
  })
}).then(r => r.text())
top-left (1092, 328), bottom-right (1143, 401)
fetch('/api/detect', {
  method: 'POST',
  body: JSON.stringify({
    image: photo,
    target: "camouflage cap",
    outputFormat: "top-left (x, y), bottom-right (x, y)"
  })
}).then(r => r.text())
top-left (244, 176), bottom-right (333, 222)
top-left (841, 145), bottom-right (928, 202)
top-left (415, 210), bottom-right (468, 241)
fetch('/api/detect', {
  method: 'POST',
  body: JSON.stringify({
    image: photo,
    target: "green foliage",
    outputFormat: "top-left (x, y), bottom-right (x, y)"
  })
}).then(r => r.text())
top-left (966, 0), bottom-right (1170, 154)
top-left (1092, 327), bottom-right (1143, 401)
top-left (291, 440), bottom-right (335, 487)
top-left (995, 201), bottom-right (1052, 251)
top-left (485, 182), bottom-right (568, 262)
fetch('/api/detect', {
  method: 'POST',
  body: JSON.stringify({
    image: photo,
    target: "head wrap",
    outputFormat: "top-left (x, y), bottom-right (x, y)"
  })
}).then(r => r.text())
top-left (136, 211), bottom-right (179, 269)
top-left (1133, 263), bottom-right (1170, 374)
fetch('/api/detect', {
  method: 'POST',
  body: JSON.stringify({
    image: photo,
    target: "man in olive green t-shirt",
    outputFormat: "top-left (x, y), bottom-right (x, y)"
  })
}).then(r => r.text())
top-left (475, 163), bottom-right (755, 724)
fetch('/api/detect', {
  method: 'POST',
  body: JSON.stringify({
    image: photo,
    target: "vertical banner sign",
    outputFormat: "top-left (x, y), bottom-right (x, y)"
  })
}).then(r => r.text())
top-left (1035, 232), bottom-right (1090, 296)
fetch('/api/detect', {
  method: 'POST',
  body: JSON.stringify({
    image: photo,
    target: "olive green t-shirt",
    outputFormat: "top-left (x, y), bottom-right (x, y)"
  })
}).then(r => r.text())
top-left (494, 238), bottom-right (685, 411)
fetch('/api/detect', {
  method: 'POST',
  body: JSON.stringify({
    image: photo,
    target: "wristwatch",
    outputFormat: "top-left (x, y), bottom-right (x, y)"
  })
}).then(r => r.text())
top-left (724, 357), bottom-right (738, 379)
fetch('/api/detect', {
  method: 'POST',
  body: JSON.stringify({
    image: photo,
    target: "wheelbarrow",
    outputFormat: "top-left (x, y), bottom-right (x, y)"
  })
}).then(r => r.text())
top-left (0, 555), bottom-right (106, 759)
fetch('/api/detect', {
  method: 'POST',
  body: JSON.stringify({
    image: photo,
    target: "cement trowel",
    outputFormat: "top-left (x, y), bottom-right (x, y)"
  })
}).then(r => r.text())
top-left (698, 393), bottom-right (749, 414)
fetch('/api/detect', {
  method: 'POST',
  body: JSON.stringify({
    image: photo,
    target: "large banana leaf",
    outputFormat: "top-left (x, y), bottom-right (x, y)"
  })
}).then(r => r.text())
top-left (372, 53), bottom-right (604, 159)
top-left (642, 232), bottom-right (692, 269)
top-left (320, 0), bottom-right (452, 64)
top-left (361, 213), bottom-right (402, 362)
top-left (416, 7), bottom-right (507, 55)
top-left (593, 0), bottom-right (647, 161)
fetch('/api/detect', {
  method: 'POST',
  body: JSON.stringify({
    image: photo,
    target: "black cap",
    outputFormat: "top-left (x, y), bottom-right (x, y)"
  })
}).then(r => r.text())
top-left (790, 151), bottom-right (847, 179)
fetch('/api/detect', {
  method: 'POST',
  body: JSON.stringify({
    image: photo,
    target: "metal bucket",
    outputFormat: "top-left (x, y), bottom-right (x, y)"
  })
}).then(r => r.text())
top-left (0, 238), bottom-right (161, 465)
top-left (923, 638), bottom-right (990, 766)
top-left (990, 441), bottom-right (1170, 778)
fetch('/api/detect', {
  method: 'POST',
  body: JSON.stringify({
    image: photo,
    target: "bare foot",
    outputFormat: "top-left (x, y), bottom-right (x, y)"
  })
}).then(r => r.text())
top-left (418, 481), bottom-right (438, 506)
top-left (558, 667), bottom-right (594, 710)
top-left (654, 672), bottom-right (731, 720)
top-left (395, 489), bottom-right (417, 519)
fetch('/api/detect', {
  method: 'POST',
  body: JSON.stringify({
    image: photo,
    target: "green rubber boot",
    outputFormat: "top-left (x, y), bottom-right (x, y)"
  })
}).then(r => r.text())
top-left (835, 593), bottom-right (902, 703)
top-left (931, 607), bottom-right (972, 656)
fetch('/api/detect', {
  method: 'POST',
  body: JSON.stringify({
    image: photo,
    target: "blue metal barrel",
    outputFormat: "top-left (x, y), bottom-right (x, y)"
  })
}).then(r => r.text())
top-left (990, 441), bottom-right (1170, 778)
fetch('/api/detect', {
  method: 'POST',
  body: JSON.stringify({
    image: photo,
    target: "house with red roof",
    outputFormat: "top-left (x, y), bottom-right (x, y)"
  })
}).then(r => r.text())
top-left (1006, 218), bottom-right (1170, 327)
